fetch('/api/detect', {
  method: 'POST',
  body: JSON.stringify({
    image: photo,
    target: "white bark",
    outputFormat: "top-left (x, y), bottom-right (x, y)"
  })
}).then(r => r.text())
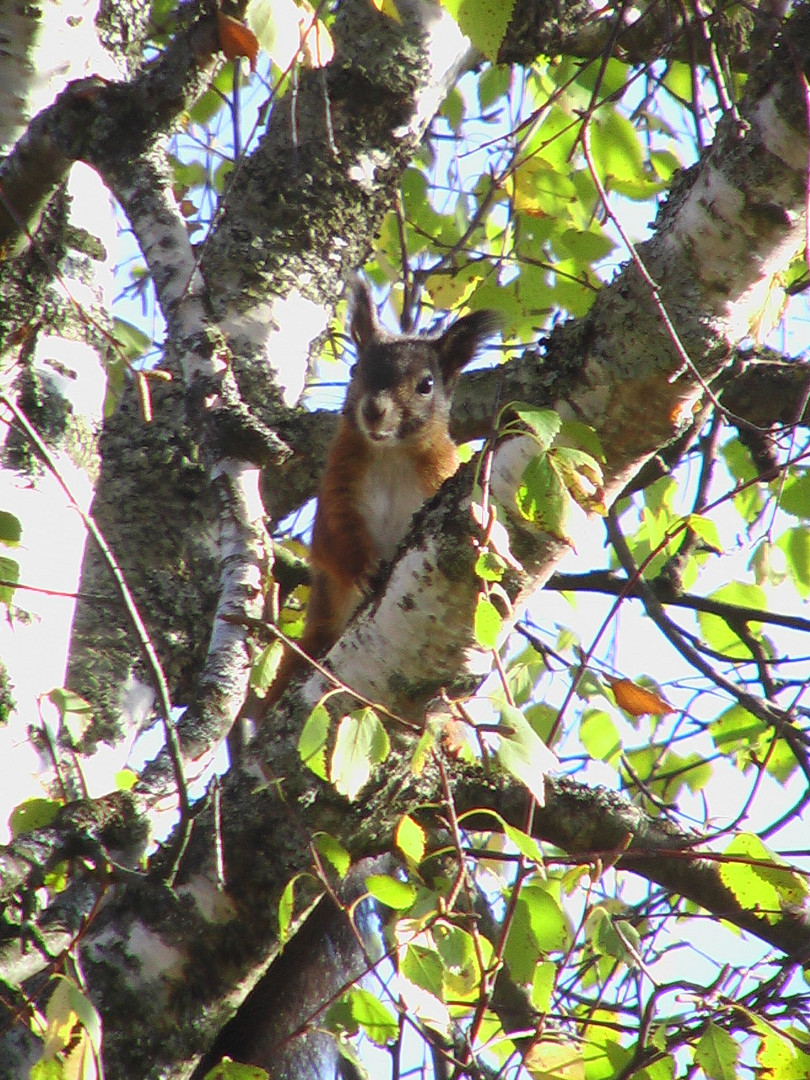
top-left (0, 160), bottom-right (117, 834)
top-left (0, 0), bottom-right (123, 152)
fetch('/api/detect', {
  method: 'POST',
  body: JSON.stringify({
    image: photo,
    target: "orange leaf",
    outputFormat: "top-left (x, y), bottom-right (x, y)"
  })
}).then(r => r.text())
top-left (606, 677), bottom-right (672, 718)
top-left (216, 12), bottom-right (259, 71)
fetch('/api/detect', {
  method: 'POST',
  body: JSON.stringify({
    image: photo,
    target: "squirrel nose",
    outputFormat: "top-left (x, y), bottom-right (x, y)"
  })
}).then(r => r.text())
top-left (362, 396), bottom-right (387, 425)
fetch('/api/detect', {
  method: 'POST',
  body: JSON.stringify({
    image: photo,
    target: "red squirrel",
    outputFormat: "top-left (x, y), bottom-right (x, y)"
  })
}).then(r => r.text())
top-left (260, 279), bottom-right (499, 707)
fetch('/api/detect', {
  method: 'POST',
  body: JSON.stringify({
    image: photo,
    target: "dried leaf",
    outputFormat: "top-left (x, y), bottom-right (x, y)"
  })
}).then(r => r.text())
top-left (216, 12), bottom-right (259, 71)
top-left (607, 677), bottom-right (671, 718)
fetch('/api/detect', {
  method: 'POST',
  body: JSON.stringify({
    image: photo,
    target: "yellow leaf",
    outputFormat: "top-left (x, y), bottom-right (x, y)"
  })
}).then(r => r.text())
top-left (524, 1037), bottom-right (585, 1079)
top-left (511, 158), bottom-right (577, 218)
top-left (424, 273), bottom-right (482, 310)
top-left (370, 0), bottom-right (402, 22)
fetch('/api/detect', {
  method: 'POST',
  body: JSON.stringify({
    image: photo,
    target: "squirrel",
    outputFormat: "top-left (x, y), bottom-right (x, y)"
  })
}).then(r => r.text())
top-left (257, 278), bottom-right (499, 710)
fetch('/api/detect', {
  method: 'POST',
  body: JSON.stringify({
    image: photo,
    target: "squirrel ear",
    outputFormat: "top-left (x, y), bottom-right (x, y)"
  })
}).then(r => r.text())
top-left (436, 310), bottom-right (501, 383)
top-left (347, 277), bottom-right (379, 350)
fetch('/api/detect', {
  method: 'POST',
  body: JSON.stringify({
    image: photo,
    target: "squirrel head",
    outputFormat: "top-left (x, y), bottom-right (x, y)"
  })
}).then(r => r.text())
top-left (343, 278), bottom-right (500, 447)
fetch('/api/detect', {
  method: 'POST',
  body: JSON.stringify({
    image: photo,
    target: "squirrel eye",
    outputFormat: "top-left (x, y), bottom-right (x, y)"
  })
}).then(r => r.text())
top-left (416, 374), bottom-right (434, 396)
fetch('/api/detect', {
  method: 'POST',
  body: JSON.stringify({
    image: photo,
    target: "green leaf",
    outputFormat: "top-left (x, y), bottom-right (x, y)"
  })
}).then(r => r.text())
top-left (496, 704), bottom-right (557, 805)
top-left (330, 708), bottom-right (389, 801)
top-left (112, 317), bottom-right (152, 362)
top-left (503, 823), bottom-right (546, 865)
top-left (43, 861), bottom-right (69, 894)
top-left (778, 527), bottom-right (810, 597)
top-left (478, 63), bottom-right (511, 110)
top-left (278, 878), bottom-right (296, 941)
top-left (48, 688), bottom-right (93, 746)
top-left (555, 225), bottom-right (615, 263)
top-left (474, 595), bottom-right (502, 649)
top-left (205, 159), bottom-right (231, 200)
top-left (396, 815), bottom-right (426, 864)
top-left (277, 873), bottom-right (312, 942)
top-left (298, 704), bottom-right (330, 779)
top-left (588, 908), bottom-right (641, 966)
top-left (557, 419), bottom-right (606, 462)
top-left (694, 1022), bottom-right (740, 1080)
top-left (513, 157), bottom-right (578, 220)
top-left (475, 550), bottom-right (506, 581)
top-left (340, 988), bottom-right (398, 1047)
top-left (409, 726), bottom-right (434, 776)
top-left (710, 704), bottom-right (765, 754)
top-left (780, 471), bottom-right (810, 518)
top-left (324, 997), bottom-right (355, 1036)
top-left (678, 753), bottom-right (713, 794)
top-left (550, 257), bottom-right (600, 316)
top-left (0, 555), bottom-right (20, 604)
top-left (511, 405), bottom-right (562, 450)
top-left (763, 739), bottom-right (800, 785)
top-left (550, 446), bottom-right (605, 512)
top-left (580, 709), bottom-right (621, 764)
top-left (61, 977), bottom-right (101, 1053)
top-left (590, 109), bottom-right (644, 181)
top-left (440, 86), bottom-right (465, 132)
top-left (696, 583), bottom-right (767, 659)
top-left (662, 61), bottom-right (694, 102)
top-left (650, 148), bottom-right (681, 181)
top-left (250, 640), bottom-right (284, 691)
top-left (114, 769), bottom-right (139, 792)
top-left (201, 1058), bottom-right (270, 1079)
top-left (582, 1007), bottom-right (633, 1079)
top-left (0, 510), bottom-right (22, 546)
top-left (505, 884), bottom-right (570, 981)
top-left (643, 474), bottom-right (678, 517)
top-left (684, 513), bottom-right (722, 552)
top-left (9, 797), bottom-right (62, 838)
top-left (29, 1060), bottom-right (62, 1080)
top-left (366, 874), bottom-right (417, 911)
top-left (434, 924), bottom-right (486, 999)
top-left (633, 1056), bottom-right (675, 1080)
top-left (314, 833), bottom-right (350, 878)
top-left (333, 1043), bottom-right (367, 1080)
top-left (530, 960), bottom-right (556, 1012)
top-left (721, 437), bottom-right (759, 484)
top-left (442, 0), bottom-right (516, 61)
top-left (719, 834), bottom-right (808, 923)
top-left (757, 1029), bottom-right (810, 1080)
top-left (41, 976), bottom-right (102, 1063)
top-left (401, 943), bottom-right (445, 998)
top-left (188, 63), bottom-right (235, 125)
top-left (516, 454), bottom-right (570, 540)
top-left (571, 54), bottom-right (632, 98)
top-left (506, 645), bottom-right (546, 706)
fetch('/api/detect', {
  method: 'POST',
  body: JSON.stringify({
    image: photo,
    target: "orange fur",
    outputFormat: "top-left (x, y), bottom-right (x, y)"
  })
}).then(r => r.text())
top-left (253, 281), bottom-right (499, 713)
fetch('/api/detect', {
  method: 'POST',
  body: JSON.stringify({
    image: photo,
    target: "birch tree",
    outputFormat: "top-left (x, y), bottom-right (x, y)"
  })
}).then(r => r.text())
top-left (1, 1), bottom-right (809, 1079)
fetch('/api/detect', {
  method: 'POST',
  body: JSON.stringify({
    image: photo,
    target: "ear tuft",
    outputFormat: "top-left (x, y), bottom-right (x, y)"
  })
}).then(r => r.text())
top-left (436, 309), bottom-right (501, 383)
top-left (347, 276), bottom-right (379, 350)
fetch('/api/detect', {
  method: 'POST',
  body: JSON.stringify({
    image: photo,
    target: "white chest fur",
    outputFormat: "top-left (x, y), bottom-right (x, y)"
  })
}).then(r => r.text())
top-left (357, 452), bottom-right (428, 563)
